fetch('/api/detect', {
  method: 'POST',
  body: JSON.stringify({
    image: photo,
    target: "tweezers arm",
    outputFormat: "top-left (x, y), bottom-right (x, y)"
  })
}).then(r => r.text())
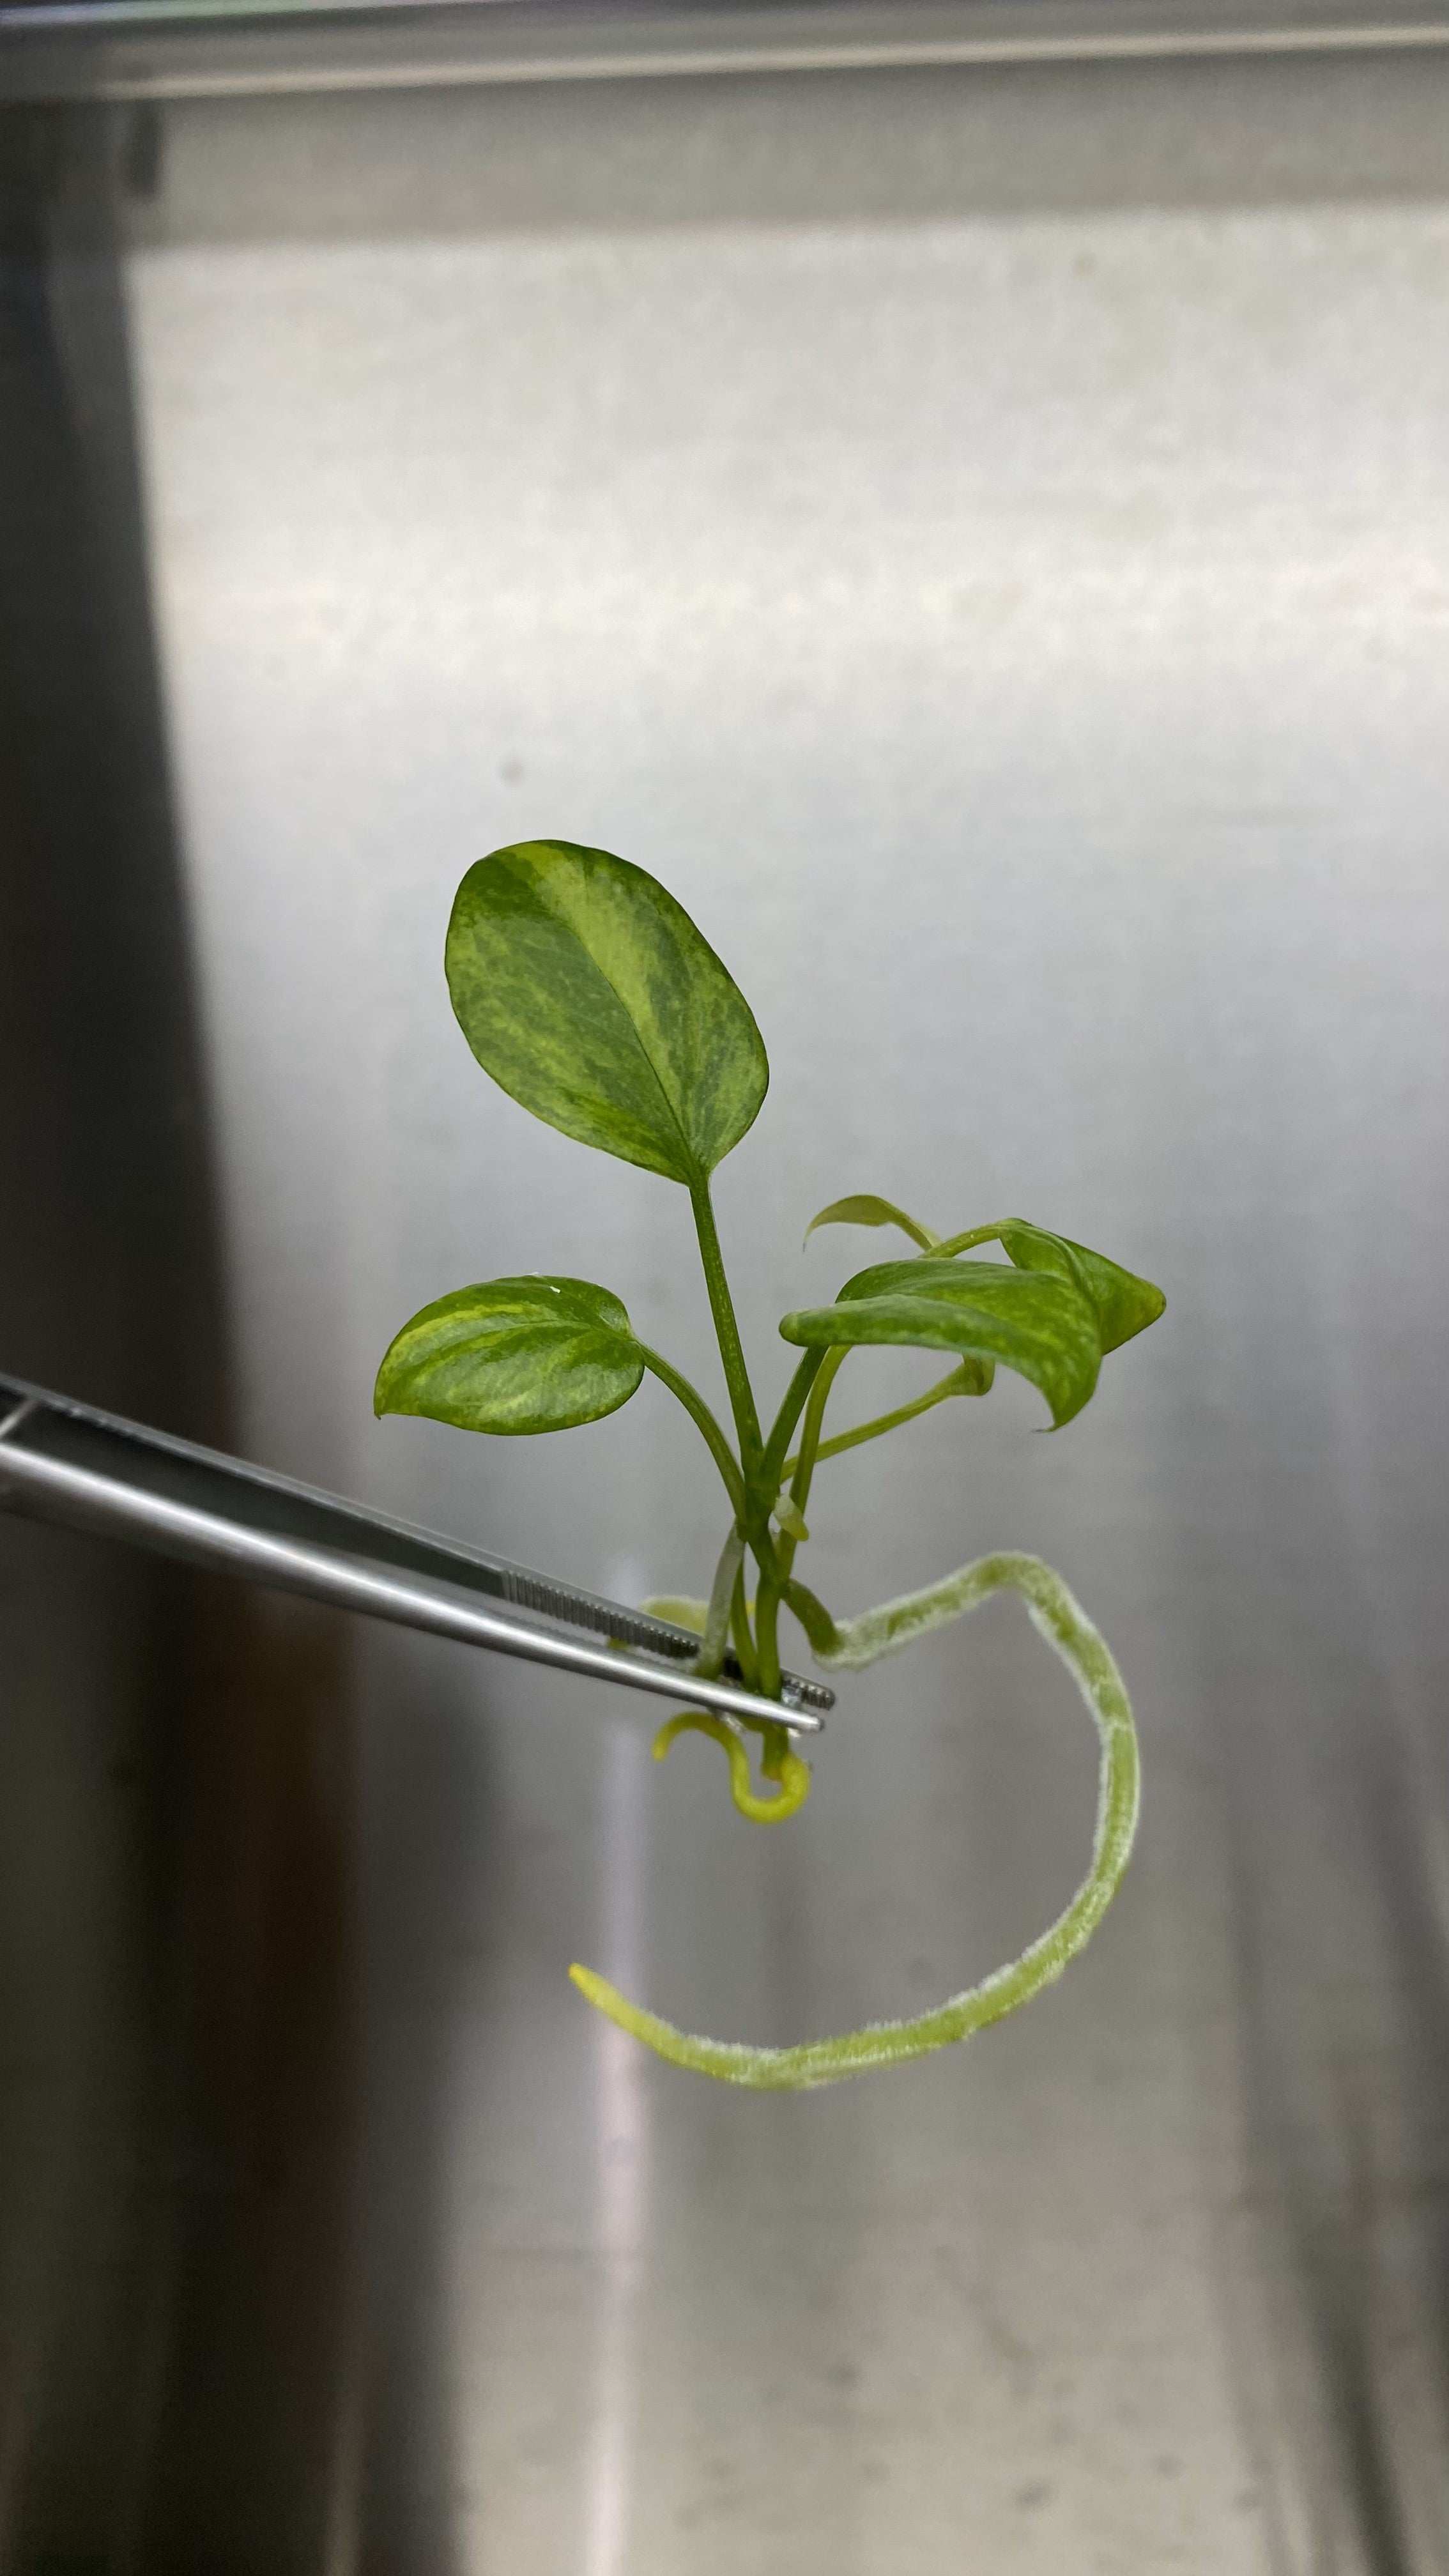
top-left (0, 1390), bottom-right (824, 1736)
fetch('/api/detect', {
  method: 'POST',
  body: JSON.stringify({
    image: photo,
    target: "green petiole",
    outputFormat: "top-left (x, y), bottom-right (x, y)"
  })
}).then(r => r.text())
top-left (689, 1178), bottom-right (763, 1474)
top-left (692, 1524), bottom-right (745, 1681)
top-left (779, 1360), bottom-right (983, 1476)
top-left (635, 1345), bottom-right (745, 1519)
top-left (728, 1562), bottom-right (761, 1690)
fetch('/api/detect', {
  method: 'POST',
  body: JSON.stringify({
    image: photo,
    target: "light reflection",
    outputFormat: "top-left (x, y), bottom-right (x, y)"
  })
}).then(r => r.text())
top-left (583, 1710), bottom-right (650, 2576)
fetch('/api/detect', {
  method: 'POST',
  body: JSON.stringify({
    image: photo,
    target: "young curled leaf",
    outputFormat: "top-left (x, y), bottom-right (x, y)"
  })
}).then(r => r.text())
top-left (446, 841), bottom-right (769, 1186)
top-left (803, 1193), bottom-right (939, 1252)
top-left (375, 1276), bottom-right (644, 1435)
top-left (780, 1258), bottom-right (1102, 1428)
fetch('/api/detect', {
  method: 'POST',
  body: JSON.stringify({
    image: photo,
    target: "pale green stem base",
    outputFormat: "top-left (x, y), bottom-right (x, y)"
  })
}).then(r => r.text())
top-left (637, 1588), bottom-right (809, 1822)
top-left (570, 1553), bottom-right (1140, 2090)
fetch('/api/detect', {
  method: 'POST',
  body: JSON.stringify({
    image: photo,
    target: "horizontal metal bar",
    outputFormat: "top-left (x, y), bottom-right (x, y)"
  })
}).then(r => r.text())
top-left (0, 1381), bottom-right (826, 1735)
top-left (1, 0), bottom-right (1443, 103)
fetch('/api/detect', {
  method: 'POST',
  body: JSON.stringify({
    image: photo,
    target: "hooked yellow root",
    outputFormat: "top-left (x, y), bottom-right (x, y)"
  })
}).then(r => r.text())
top-left (651, 1709), bottom-right (811, 1825)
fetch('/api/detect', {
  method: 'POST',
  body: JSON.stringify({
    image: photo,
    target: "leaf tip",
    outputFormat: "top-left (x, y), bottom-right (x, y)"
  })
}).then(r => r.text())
top-left (1041, 1389), bottom-right (1088, 1432)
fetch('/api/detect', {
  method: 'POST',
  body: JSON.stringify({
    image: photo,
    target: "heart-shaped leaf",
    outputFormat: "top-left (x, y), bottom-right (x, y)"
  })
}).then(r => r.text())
top-left (375, 1276), bottom-right (645, 1435)
top-left (779, 1258), bottom-right (1102, 1427)
top-left (802, 1193), bottom-right (939, 1252)
top-left (996, 1223), bottom-right (1164, 1354)
top-left (446, 841), bottom-right (769, 1186)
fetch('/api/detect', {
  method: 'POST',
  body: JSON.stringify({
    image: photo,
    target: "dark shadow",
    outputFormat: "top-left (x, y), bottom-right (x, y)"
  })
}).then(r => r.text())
top-left (0, 100), bottom-right (364, 2573)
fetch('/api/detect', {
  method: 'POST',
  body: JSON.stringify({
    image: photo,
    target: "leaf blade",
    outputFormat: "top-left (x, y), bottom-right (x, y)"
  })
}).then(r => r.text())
top-left (779, 1257), bottom-right (1103, 1427)
top-left (375, 1275), bottom-right (645, 1435)
top-left (996, 1222), bottom-right (1165, 1353)
top-left (445, 841), bottom-right (769, 1184)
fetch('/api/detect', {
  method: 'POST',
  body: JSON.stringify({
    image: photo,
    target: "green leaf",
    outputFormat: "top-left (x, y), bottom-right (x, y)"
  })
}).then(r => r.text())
top-left (445, 841), bottom-right (769, 1186)
top-left (940, 1357), bottom-right (995, 1397)
top-left (779, 1258), bottom-right (1102, 1427)
top-left (996, 1223), bottom-right (1165, 1354)
top-left (803, 1193), bottom-right (939, 1252)
top-left (375, 1276), bottom-right (645, 1435)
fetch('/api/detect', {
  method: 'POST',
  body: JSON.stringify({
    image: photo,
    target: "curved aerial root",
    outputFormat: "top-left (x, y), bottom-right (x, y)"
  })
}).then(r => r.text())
top-left (570, 1554), bottom-right (1140, 2089)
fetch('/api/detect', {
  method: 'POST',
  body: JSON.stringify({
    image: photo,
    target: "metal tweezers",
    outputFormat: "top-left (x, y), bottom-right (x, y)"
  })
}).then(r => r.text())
top-left (0, 1372), bottom-right (829, 1736)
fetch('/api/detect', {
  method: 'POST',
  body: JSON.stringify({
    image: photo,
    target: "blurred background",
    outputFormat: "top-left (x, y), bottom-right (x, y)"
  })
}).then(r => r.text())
top-left (1, 4), bottom-right (1447, 2568)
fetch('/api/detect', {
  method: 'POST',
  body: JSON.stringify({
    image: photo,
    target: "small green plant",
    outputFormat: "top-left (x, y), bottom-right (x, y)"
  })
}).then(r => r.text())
top-left (376, 840), bottom-right (1164, 2089)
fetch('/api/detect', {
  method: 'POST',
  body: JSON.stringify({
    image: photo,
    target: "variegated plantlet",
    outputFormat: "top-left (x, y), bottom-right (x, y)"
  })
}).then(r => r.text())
top-left (376, 840), bottom-right (1164, 2089)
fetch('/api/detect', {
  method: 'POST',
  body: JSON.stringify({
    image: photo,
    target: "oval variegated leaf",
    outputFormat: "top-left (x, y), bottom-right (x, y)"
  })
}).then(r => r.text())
top-left (446, 841), bottom-right (769, 1186)
top-left (374, 1276), bottom-right (645, 1435)
top-left (779, 1257), bottom-right (1102, 1427)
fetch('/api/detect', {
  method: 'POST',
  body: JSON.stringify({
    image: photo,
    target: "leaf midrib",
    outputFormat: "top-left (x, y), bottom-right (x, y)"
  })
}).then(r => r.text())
top-left (536, 861), bottom-right (701, 1183)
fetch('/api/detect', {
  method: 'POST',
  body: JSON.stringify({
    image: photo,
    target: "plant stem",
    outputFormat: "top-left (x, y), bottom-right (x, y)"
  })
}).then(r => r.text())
top-left (689, 1179), bottom-right (763, 1472)
top-left (787, 1346), bottom-right (846, 1526)
top-left (637, 1346), bottom-right (745, 1518)
top-left (781, 1363), bottom-right (971, 1475)
top-left (761, 1349), bottom-right (825, 1492)
top-left (754, 1583), bottom-right (783, 1700)
top-left (748, 1351), bottom-right (843, 1698)
top-left (729, 1564), bottom-right (760, 1688)
top-left (931, 1221), bottom-right (1009, 1258)
top-left (693, 1524), bottom-right (744, 1680)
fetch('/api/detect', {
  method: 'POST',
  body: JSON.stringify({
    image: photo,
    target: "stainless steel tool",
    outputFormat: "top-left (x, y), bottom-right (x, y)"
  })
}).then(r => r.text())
top-left (0, 1374), bottom-right (829, 1735)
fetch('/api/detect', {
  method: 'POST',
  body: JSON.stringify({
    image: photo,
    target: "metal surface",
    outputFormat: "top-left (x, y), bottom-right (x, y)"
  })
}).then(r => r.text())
top-left (4, 0), bottom-right (1449, 107)
top-left (1, 27), bottom-right (1448, 2576)
top-left (0, 1375), bottom-right (829, 1726)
